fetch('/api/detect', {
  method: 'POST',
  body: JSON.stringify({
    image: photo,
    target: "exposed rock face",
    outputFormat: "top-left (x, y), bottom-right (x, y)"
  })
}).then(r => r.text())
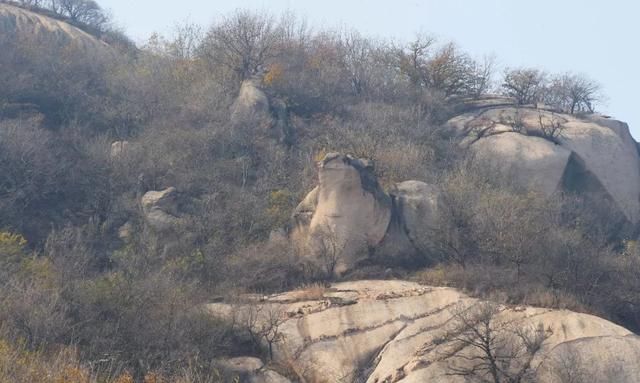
top-left (448, 104), bottom-right (640, 223)
top-left (292, 154), bottom-right (446, 275)
top-left (110, 140), bottom-right (130, 158)
top-left (293, 153), bottom-right (392, 275)
top-left (215, 357), bottom-right (291, 383)
top-left (230, 77), bottom-right (271, 125)
top-left (207, 280), bottom-right (640, 383)
top-left (141, 187), bottom-right (181, 232)
top-left (230, 75), bottom-right (293, 145)
top-left (0, 3), bottom-right (110, 51)
top-left (391, 181), bottom-right (444, 255)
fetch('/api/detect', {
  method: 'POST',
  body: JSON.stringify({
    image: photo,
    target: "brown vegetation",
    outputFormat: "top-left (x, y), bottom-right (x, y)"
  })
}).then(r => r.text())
top-left (0, 2), bottom-right (631, 382)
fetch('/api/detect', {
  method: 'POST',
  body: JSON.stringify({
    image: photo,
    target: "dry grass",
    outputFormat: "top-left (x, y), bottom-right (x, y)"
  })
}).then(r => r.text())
top-left (413, 263), bottom-right (590, 314)
top-left (293, 282), bottom-right (327, 301)
top-left (0, 337), bottom-right (225, 383)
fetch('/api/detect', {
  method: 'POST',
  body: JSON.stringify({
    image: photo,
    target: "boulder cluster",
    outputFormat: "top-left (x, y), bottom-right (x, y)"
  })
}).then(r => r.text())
top-left (448, 103), bottom-right (640, 223)
top-left (291, 153), bottom-right (443, 275)
top-left (291, 102), bottom-right (640, 275)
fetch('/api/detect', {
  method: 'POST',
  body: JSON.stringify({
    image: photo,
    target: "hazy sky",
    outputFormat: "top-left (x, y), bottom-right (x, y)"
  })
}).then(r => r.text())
top-left (100, 0), bottom-right (639, 138)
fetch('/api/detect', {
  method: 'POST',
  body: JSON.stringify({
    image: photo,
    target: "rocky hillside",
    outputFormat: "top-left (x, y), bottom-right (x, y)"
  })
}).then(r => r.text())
top-left (208, 280), bottom-right (640, 383)
top-left (2, 3), bottom-right (640, 382)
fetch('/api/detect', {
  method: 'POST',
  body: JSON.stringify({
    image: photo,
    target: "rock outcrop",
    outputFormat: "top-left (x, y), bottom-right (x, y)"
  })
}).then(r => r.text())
top-left (448, 103), bottom-right (640, 223)
top-left (230, 77), bottom-right (272, 125)
top-left (139, 187), bottom-right (190, 256)
top-left (207, 280), bottom-right (640, 383)
top-left (215, 357), bottom-right (291, 383)
top-left (141, 187), bottom-right (181, 232)
top-left (391, 181), bottom-right (444, 255)
top-left (0, 2), bottom-right (110, 51)
top-left (230, 74), bottom-right (293, 144)
top-left (110, 140), bottom-right (130, 159)
top-left (291, 154), bottom-right (439, 275)
top-left (292, 153), bottom-right (392, 275)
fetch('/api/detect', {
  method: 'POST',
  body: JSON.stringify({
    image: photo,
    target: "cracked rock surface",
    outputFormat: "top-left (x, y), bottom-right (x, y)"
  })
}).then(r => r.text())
top-left (207, 280), bottom-right (640, 382)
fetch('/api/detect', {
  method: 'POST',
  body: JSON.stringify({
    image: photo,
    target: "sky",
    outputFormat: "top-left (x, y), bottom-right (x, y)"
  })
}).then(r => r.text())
top-left (100, 0), bottom-right (640, 138)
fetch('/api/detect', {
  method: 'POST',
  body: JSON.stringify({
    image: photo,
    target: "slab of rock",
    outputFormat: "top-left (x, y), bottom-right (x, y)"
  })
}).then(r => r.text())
top-left (215, 357), bottom-right (291, 383)
top-left (207, 280), bottom-right (640, 383)
top-left (0, 3), bottom-right (111, 51)
top-left (448, 105), bottom-right (640, 223)
top-left (471, 132), bottom-right (572, 196)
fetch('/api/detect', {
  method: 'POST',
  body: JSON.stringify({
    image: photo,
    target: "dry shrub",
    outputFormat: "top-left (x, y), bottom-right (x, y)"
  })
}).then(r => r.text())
top-left (413, 263), bottom-right (590, 314)
top-left (0, 339), bottom-right (92, 383)
top-left (292, 282), bottom-right (327, 301)
top-left (222, 239), bottom-right (305, 293)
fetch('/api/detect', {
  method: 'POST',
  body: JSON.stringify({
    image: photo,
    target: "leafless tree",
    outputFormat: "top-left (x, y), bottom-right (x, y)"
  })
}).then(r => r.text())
top-left (399, 32), bottom-right (436, 87)
top-left (545, 73), bottom-right (602, 114)
top-left (54, 0), bottom-right (108, 28)
top-left (501, 68), bottom-right (547, 105)
top-left (427, 43), bottom-right (475, 97)
top-left (242, 303), bottom-right (285, 360)
top-left (340, 30), bottom-right (373, 96)
top-left (201, 10), bottom-right (281, 81)
top-left (531, 112), bottom-right (565, 143)
top-left (438, 302), bottom-right (552, 383)
top-left (465, 55), bottom-right (496, 98)
top-left (310, 226), bottom-right (346, 278)
top-left (167, 21), bottom-right (204, 60)
top-left (17, 0), bottom-right (43, 7)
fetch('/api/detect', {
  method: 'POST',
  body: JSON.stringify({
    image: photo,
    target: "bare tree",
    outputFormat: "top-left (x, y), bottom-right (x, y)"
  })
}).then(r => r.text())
top-left (536, 112), bottom-right (565, 142)
top-left (545, 73), bottom-right (602, 114)
top-left (427, 43), bottom-right (474, 97)
top-left (168, 21), bottom-right (204, 60)
top-left (501, 68), bottom-right (547, 105)
top-left (399, 32), bottom-right (436, 87)
top-left (465, 55), bottom-right (496, 98)
top-left (201, 10), bottom-right (281, 81)
top-left (340, 30), bottom-right (373, 96)
top-left (438, 302), bottom-right (552, 383)
top-left (242, 303), bottom-right (285, 360)
top-left (17, 0), bottom-right (43, 7)
top-left (309, 226), bottom-right (346, 278)
top-left (55, 0), bottom-right (109, 28)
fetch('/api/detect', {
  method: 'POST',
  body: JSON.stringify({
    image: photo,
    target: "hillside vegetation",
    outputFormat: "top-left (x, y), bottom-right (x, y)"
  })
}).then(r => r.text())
top-left (0, 1), bottom-right (638, 382)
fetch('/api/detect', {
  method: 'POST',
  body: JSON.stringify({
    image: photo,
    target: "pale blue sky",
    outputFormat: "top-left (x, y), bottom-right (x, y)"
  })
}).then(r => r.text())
top-left (100, 0), bottom-right (639, 138)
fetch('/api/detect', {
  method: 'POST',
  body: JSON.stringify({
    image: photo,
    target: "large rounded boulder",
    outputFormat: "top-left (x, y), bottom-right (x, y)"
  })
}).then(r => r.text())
top-left (448, 103), bottom-right (640, 224)
top-left (292, 153), bottom-right (392, 275)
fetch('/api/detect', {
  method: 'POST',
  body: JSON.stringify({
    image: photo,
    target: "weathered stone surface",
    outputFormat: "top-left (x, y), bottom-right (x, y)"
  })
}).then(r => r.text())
top-left (117, 221), bottom-right (133, 241)
top-left (141, 187), bottom-right (181, 232)
top-left (292, 155), bottom-right (447, 272)
top-left (391, 181), bottom-right (444, 254)
top-left (110, 140), bottom-right (130, 158)
top-left (0, 3), bottom-right (111, 51)
top-left (207, 280), bottom-right (640, 383)
top-left (230, 78), bottom-right (271, 125)
top-left (216, 357), bottom-right (291, 383)
top-left (448, 105), bottom-right (640, 223)
top-left (292, 153), bottom-right (392, 275)
top-left (472, 132), bottom-right (572, 195)
top-left (560, 117), bottom-right (640, 223)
